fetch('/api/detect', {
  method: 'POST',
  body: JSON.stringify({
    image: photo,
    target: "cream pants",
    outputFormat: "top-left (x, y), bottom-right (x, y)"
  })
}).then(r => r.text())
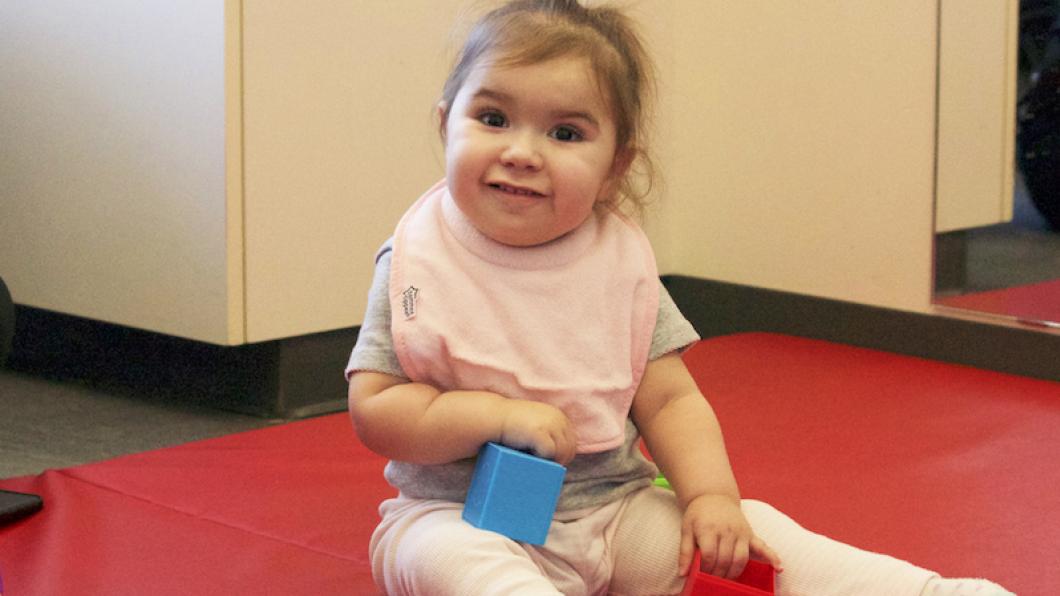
top-left (369, 486), bottom-right (936, 596)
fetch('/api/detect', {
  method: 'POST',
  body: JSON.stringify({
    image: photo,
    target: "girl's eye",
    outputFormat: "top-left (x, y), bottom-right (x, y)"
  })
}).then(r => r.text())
top-left (550, 125), bottom-right (582, 142)
top-left (478, 111), bottom-right (507, 128)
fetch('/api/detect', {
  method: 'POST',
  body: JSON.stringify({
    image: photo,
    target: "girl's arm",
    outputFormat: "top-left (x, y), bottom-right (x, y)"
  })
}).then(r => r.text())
top-left (631, 352), bottom-right (782, 579)
top-left (348, 371), bottom-right (577, 466)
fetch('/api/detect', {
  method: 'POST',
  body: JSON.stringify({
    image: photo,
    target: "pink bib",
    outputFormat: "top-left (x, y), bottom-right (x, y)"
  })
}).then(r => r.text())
top-left (390, 180), bottom-right (658, 453)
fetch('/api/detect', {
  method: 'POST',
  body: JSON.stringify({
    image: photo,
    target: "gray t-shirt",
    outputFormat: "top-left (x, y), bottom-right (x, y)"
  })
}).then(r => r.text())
top-left (347, 240), bottom-right (700, 511)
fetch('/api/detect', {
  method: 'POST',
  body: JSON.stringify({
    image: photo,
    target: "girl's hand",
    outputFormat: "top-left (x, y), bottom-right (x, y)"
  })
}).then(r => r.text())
top-left (498, 400), bottom-right (577, 465)
top-left (679, 494), bottom-right (783, 580)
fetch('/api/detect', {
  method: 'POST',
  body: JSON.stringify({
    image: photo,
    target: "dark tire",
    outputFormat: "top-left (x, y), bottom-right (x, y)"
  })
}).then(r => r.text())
top-left (1017, 61), bottom-right (1060, 230)
top-left (0, 276), bottom-right (14, 366)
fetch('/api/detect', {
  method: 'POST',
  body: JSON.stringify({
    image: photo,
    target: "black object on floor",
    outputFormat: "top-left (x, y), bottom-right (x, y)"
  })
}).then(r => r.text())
top-left (0, 489), bottom-right (43, 526)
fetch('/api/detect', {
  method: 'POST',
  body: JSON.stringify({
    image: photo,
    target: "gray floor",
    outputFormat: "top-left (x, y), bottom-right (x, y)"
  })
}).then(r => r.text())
top-left (958, 174), bottom-right (1060, 293)
top-left (0, 367), bottom-right (281, 479)
top-left (962, 224), bottom-right (1060, 292)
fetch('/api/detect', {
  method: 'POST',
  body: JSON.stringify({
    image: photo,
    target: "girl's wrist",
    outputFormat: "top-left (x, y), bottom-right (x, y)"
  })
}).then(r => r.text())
top-left (678, 488), bottom-right (741, 510)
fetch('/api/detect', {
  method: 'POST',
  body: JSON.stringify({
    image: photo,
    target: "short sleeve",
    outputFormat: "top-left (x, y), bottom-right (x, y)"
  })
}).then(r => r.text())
top-left (649, 282), bottom-right (700, 360)
top-left (344, 240), bottom-right (407, 381)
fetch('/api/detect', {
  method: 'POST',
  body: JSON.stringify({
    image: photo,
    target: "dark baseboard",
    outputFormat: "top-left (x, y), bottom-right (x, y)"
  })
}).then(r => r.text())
top-left (6, 277), bottom-right (1056, 420)
top-left (7, 306), bottom-right (356, 419)
top-left (662, 275), bottom-right (1059, 383)
top-left (933, 231), bottom-right (968, 294)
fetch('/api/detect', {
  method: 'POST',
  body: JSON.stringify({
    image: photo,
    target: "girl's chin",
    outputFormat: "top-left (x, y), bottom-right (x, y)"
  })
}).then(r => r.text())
top-left (487, 231), bottom-right (548, 247)
top-left (478, 223), bottom-right (554, 247)
top-left (484, 222), bottom-right (576, 248)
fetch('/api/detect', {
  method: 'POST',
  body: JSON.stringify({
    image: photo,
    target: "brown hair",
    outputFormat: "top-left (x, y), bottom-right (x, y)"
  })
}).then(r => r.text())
top-left (440, 0), bottom-right (657, 215)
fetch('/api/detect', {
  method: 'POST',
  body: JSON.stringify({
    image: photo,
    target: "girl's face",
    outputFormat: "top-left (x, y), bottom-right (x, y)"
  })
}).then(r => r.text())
top-left (441, 55), bottom-right (625, 247)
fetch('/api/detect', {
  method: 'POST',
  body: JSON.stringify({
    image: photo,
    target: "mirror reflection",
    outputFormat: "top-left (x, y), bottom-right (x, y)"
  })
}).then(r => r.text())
top-left (934, 1), bottom-right (1060, 330)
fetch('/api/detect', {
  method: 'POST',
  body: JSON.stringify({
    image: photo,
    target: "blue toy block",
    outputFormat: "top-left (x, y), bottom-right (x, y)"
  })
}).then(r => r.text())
top-left (462, 442), bottom-right (566, 545)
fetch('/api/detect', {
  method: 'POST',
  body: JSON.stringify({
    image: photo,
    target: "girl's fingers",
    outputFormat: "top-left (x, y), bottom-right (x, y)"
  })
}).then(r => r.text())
top-left (549, 430), bottom-right (570, 465)
top-left (750, 536), bottom-right (784, 573)
top-left (678, 527), bottom-right (696, 576)
top-left (721, 537), bottom-right (750, 579)
top-left (531, 435), bottom-right (556, 461)
top-left (707, 533), bottom-right (732, 578)
top-left (697, 534), bottom-right (721, 577)
top-left (560, 426), bottom-right (577, 464)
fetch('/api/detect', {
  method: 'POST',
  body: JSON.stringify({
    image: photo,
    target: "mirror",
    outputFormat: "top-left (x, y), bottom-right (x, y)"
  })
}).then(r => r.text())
top-left (933, 0), bottom-right (1060, 331)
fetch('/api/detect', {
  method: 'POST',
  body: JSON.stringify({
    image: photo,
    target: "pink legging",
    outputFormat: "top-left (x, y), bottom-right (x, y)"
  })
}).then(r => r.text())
top-left (369, 486), bottom-right (935, 595)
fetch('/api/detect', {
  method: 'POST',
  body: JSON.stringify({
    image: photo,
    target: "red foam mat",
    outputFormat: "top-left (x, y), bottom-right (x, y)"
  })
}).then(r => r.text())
top-left (683, 334), bottom-right (1060, 595)
top-left (0, 415), bottom-right (391, 595)
top-left (2, 333), bottom-right (1058, 595)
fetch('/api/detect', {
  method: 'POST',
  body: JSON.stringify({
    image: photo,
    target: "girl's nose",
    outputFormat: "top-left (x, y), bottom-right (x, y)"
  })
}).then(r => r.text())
top-left (500, 132), bottom-right (543, 171)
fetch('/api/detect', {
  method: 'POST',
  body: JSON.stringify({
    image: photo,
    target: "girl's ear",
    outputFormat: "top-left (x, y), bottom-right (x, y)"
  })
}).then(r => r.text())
top-left (610, 146), bottom-right (634, 181)
top-left (598, 146), bottom-right (634, 207)
top-left (437, 101), bottom-right (449, 141)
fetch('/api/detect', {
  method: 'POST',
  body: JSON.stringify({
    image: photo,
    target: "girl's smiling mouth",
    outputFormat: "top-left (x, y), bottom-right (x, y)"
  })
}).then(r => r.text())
top-left (488, 182), bottom-right (546, 197)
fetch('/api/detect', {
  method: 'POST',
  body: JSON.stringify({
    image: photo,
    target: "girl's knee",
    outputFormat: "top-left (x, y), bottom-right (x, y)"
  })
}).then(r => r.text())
top-left (608, 487), bottom-right (685, 595)
top-left (372, 503), bottom-right (557, 595)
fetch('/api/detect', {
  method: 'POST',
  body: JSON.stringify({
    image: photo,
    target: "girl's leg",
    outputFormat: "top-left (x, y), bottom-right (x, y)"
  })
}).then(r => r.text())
top-left (606, 486), bottom-right (688, 595)
top-left (607, 488), bottom-right (1009, 596)
top-left (370, 497), bottom-right (562, 596)
top-left (742, 500), bottom-right (1012, 596)
top-left (740, 499), bottom-right (935, 596)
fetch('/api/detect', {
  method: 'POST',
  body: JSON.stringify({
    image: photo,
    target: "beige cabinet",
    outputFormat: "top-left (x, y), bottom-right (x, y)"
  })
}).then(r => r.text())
top-left (935, 0), bottom-right (1019, 233)
top-left (239, 2), bottom-right (460, 342)
top-left (1, 1), bottom-right (237, 344)
top-left (0, 1), bottom-right (460, 345)
top-left (648, 2), bottom-right (1017, 310)
top-left (0, 2), bottom-right (1021, 347)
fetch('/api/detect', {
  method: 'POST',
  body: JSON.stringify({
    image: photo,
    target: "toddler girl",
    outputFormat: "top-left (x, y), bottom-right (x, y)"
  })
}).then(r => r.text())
top-left (346, 1), bottom-right (1014, 594)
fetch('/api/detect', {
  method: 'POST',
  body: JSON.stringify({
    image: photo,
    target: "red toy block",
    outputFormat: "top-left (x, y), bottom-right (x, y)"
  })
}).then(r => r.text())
top-left (681, 551), bottom-right (775, 596)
